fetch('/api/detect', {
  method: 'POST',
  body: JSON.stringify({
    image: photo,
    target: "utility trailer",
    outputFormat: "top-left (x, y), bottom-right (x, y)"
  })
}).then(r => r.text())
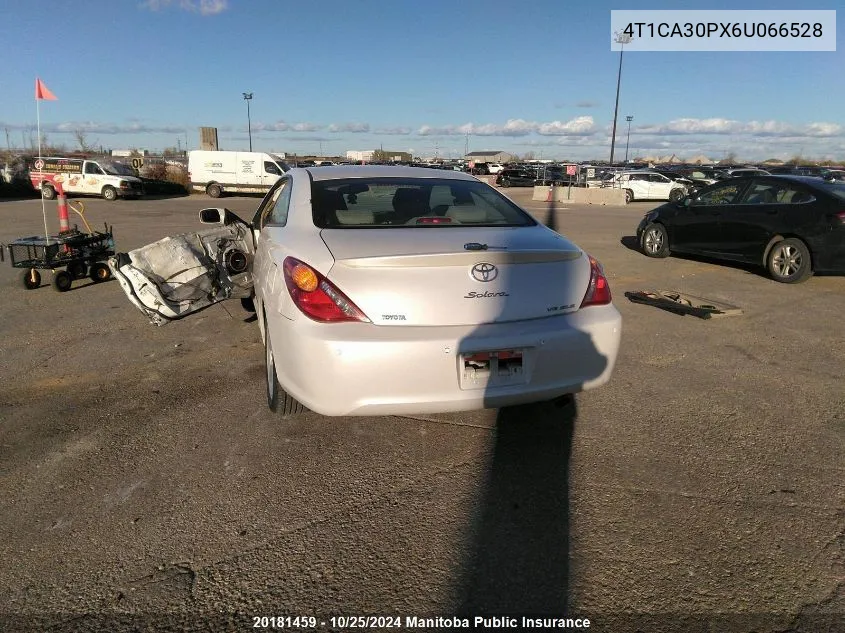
top-left (1, 226), bottom-right (115, 292)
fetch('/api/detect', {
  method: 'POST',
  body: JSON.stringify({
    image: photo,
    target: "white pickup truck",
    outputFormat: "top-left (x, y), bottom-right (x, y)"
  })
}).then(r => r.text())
top-left (27, 157), bottom-right (144, 201)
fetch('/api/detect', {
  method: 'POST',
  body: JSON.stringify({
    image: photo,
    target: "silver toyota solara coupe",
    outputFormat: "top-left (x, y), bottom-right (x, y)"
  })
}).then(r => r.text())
top-left (109, 166), bottom-right (622, 417)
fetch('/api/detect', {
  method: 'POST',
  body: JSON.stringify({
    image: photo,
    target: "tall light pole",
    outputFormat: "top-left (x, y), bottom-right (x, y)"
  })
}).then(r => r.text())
top-left (242, 92), bottom-right (253, 151)
top-left (609, 32), bottom-right (632, 166)
top-left (624, 115), bottom-right (634, 163)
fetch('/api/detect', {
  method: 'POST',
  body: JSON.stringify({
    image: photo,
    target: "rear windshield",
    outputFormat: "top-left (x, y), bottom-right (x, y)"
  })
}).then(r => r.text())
top-left (312, 178), bottom-right (537, 228)
top-left (822, 183), bottom-right (845, 201)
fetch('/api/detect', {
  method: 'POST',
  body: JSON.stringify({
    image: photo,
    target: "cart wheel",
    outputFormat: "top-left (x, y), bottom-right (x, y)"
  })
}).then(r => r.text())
top-left (89, 263), bottom-right (112, 282)
top-left (68, 262), bottom-right (88, 279)
top-left (21, 268), bottom-right (41, 290)
top-left (52, 270), bottom-right (73, 292)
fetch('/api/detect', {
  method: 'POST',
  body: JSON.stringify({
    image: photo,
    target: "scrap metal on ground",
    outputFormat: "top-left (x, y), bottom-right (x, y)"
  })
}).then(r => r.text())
top-left (625, 289), bottom-right (743, 319)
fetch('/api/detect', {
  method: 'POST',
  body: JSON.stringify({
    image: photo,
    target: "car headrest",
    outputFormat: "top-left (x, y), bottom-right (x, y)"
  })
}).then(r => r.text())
top-left (312, 189), bottom-right (348, 217)
top-left (392, 187), bottom-right (426, 209)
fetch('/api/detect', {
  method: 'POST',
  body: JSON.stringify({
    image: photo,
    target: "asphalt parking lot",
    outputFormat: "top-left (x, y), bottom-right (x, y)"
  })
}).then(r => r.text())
top-left (0, 189), bottom-right (842, 632)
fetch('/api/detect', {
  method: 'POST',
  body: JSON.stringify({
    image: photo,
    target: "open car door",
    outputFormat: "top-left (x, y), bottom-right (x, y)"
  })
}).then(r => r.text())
top-left (108, 208), bottom-right (254, 326)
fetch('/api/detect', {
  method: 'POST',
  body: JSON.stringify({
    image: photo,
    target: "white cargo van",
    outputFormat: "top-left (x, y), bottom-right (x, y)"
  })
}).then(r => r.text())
top-left (188, 151), bottom-right (290, 197)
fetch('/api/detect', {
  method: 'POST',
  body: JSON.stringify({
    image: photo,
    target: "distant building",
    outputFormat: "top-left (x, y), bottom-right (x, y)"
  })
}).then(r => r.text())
top-left (464, 150), bottom-right (517, 163)
top-left (346, 150), bottom-right (411, 162)
top-left (347, 150), bottom-right (375, 162)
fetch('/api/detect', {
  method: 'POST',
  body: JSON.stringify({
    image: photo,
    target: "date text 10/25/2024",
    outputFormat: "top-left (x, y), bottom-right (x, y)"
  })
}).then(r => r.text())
top-left (251, 615), bottom-right (592, 629)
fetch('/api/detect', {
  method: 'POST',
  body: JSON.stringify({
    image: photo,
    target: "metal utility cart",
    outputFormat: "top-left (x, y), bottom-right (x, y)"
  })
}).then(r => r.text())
top-left (1, 225), bottom-right (115, 292)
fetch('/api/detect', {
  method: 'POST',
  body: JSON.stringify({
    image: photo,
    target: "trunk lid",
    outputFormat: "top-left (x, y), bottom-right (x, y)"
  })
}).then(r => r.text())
top-left (320, 226), bottom-right (590, 326)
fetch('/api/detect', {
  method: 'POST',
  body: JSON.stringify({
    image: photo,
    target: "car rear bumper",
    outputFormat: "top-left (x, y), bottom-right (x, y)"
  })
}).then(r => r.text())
top-left (267, 305), bottom-right (622, 416)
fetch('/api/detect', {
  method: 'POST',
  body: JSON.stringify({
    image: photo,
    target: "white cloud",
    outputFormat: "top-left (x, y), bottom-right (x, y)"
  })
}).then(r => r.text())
top-left (140, 0), bottom-right (228, 16)
top-left (418, 116), bottom-right (596, 137)
top-left (327, 122), bottom-right (370, 133)
top-left (537, 117), bottom-right (596, 136)
top-left (374, 126), bottom-right (412, 135)
top-left (634, 118), bottom-right (843, 139)
top-left (9, 113), bottom-right (845, 160)
top-left (253, 121), bottom-right (322, 133)
top-left (51, 121), bottom-right (186, 134)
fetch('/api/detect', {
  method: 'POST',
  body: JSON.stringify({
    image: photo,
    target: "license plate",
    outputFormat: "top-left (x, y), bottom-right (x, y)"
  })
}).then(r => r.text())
top-left (460, 349), bottom-right (526, 389)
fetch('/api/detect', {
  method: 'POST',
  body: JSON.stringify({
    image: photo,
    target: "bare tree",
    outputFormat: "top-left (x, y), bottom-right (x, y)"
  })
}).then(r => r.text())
top-left (74, 128), bottom-right (93, 152)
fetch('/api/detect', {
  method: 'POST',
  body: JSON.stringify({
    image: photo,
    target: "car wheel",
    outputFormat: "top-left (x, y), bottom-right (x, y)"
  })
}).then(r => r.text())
top-left (767, 238), bottom-right (812, 283)
top-left (42, 185), bottom-right (56, 200)
top-left (207, 183), bottom-right (222, 198)
top-left (52, 270), bottom-right (73, 292)
top-left (624, 189), bottom-right (634, 203)
top-left (21, 268), bottom-right (41, 289)
top-left (102, 186), bottom-right (118, 201)
top-left (641, 222), bottom-right (670, 258)
top-left (89, 262), bottom-right (112, 282)
top-left (501, 179), bottom-right (510, 188)
top-left (264, 316), bottom-right (306, 417)
top-left (669, 188), bottom-right (684, 202)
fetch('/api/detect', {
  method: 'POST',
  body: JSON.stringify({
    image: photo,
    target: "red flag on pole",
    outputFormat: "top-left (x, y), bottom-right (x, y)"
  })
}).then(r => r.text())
top-left (35, 78), bottom-right (58, 101)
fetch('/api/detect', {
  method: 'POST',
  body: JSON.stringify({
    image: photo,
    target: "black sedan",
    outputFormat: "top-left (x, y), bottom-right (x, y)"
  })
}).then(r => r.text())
top-left (636, 176), bottom-right (845, 283)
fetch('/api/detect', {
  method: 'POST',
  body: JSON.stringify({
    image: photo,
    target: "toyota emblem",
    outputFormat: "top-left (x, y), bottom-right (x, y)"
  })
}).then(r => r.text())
top-left (471, 262), bottom-right (498, 282)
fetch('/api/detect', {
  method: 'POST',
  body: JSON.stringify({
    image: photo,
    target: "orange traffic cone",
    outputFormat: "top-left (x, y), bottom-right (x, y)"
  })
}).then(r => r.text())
top-left (56, 182), bottom-right (70, 233)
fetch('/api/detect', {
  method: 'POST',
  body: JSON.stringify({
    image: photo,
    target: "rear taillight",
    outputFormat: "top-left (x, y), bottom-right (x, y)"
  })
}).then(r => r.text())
top-left (580, 255), bottom-right (612, 308)
top-left (282, 257), bottom-right (370, 323)
top-left (836, 211), bottom-right (845, 223)
top-left (416, 217), bottom-right (452, 224)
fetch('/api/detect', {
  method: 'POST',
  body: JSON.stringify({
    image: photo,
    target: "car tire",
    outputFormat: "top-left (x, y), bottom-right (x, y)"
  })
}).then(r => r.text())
top-left (207, 183), bottom-right (222, 198)
top-left (766, 238), bottom-right (813, 284)
top-left (669, 188), bottom-right (684, 202)
top-left (21, 268), bottom-right (41, 289)
top-left (624, 189), bottom-right (634, 203)
top-left (89, 262), bottom-right (112, 282)
top-left (241, 295), bottom-right (256, 313)
top-left (42, 185), bottom-right (56, 200)
top-left (501, 179), bottom-right (510, 188)
top-left (264, 315), bottom-right (306, 417)
top-left (102, 186), bottom-right (118, 201)
top-left (52, 270), bottom-right (73, 292)
top-left (641, 222), bottom-right (670, 258)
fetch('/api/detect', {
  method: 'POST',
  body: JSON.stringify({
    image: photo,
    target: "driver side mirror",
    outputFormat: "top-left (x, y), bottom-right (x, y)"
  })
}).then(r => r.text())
top-left (199, 208), bottom-right (225, 224)
top-left (200, 207), bottom-right (250, 227)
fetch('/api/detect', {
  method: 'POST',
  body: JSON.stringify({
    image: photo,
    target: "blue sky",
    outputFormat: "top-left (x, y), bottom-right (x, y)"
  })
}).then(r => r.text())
top-left (1, 0), bottom-right (843, 161)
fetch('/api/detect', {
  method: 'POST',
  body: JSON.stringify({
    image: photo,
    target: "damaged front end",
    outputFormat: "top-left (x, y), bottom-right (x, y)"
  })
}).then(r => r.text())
top-left (108, 208), bottom-right (254, 326)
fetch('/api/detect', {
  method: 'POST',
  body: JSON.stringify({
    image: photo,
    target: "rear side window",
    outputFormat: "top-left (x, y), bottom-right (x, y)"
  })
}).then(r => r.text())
top-left (696, 181), bottom-right (744, 205)
top-left (265, 180), bottom-right (292, 225)
top-left (740, 182), bottom-right (813, 204)
top-left (312, 178), bottom-right (536, 228)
